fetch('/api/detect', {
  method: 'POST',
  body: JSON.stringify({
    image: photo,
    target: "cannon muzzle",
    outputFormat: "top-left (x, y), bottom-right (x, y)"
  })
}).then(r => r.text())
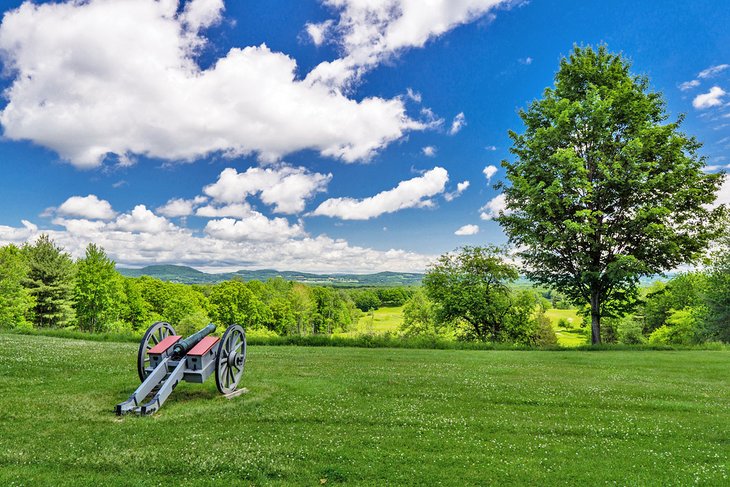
top-left (171, 323), bottom-right (216, 359)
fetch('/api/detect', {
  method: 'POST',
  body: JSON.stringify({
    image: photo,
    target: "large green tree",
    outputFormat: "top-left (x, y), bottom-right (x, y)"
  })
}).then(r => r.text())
top-left (74, 244), bottom-right (122, 332)
top-left (499, 45), bottom-right (725, 344)
top-left (24, 235), bottom-right (76, 328)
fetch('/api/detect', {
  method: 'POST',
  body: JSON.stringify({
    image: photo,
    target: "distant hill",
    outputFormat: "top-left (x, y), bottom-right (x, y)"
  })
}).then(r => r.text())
top-left (116, 265), bottom-right (424, 287)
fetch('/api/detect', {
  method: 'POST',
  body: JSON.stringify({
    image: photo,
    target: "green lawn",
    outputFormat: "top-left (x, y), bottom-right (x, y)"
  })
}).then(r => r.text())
top-left (340, 306), bottom-right (403, 336)
top-left (544, 308), bottom-right (590, 347)
top-left (1, 334), bottom-right (728, 485)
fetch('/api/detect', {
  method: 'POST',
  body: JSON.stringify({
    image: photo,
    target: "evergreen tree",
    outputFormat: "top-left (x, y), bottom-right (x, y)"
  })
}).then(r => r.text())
top-left (24, 235), bottom-right (75, 328)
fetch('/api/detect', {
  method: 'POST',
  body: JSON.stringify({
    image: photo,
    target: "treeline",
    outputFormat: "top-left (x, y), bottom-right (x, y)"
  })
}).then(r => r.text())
top-left (397, 246), bottom-right (558, 346)
top-left (0, 235), bottom-right (369, 336)
top-left (598, 263), bottom-right (730, 345)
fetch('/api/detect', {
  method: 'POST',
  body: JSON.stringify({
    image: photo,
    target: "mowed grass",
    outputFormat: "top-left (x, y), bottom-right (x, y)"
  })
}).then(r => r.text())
top-left (544, 308), bottom-right (590, 347)
top-left (341, 306), bottom-right (403, 336)
top-left (1, 334), bottom-right (728, 486)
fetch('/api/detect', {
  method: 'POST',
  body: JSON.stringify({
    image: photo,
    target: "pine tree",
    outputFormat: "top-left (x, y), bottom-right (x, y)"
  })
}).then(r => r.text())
top-left (24, 235), bottom-right (76, 328)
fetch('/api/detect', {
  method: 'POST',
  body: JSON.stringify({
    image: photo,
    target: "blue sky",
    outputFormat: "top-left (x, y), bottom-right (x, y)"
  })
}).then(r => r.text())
top-left (0, 0), bottom-right (728, 272)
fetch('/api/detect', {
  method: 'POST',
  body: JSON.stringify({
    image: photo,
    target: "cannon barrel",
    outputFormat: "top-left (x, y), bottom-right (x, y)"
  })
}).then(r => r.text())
top-left (171, 323), bottom-right (216, 359)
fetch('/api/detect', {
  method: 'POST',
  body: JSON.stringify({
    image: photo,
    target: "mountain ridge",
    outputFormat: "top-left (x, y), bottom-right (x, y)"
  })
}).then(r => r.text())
top-left (116, 264), bottom-right (424, 286)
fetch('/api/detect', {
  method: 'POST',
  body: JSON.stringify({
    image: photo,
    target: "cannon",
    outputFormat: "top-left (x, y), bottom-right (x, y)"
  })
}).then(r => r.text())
top-left (115, 322), bottom-right (246, 415)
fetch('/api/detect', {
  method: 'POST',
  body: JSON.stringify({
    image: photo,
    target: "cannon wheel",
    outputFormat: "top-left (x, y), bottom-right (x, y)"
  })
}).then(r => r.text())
top-left (137, 322), bottom-right (176, 382)
top-left (215, 325), bottom-right (246, 394)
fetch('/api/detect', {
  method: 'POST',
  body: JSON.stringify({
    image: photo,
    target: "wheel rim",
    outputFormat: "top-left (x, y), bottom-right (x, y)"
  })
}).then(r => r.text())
top-left (216, 325), bottom-right (246, 394)
top-left (137, 322), bottom-right (176, 382)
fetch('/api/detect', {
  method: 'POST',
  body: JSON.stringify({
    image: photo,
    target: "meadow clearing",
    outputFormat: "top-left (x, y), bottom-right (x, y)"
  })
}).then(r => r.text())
top-left (1, 333), bottom-right (727, 485)
top-left (344, 306), bottom-right (591, 347)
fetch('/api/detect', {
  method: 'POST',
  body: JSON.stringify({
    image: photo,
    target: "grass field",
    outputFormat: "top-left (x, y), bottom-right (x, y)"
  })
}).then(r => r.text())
top-left (1, 334), bottom-right (728, 485)
top-left (340, 306), bottom-right (404, 336)
top-left (346, 306), bottom-right (590, 348)
top-left (544, 308), bottom-right (589, 347)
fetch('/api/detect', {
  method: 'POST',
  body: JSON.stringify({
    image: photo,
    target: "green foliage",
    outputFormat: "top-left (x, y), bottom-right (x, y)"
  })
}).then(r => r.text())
top-left (24, 235), bottom-right (76, 328)
top-left (704, 234), bottom-right (730, 341)
top-left (118, 277), bottom-right (151, 331)
top-left (424, 246), bottom-right (518, 341)
top-left (400, 289), bottom-right (439, 337)
top-left (0, 244), bottom-right (34, 329)
top-left (499, 45), bottom-right (726, 344)
top-left (617, 315), bottom-right (645, 344)
top-left (209, 280), bottom-right (270, 329)
top-left (648, 308), bottom-right (702, 345)
top-left (74, 244), bottom-right (123, 332)
top-left (535, 309), bottom-right (558, 346)
top-left (350, 289), bottom-right (382, 312)
top-left (176, 310), bottom-right (211, 337)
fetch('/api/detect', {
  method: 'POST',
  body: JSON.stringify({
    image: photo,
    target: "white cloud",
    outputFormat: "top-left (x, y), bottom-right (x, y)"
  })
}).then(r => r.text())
top-left (203, 165), bottom-right (331, 214)
top-left (698, 64), bottom-right (729, 79)
top-left (306, 0), bottom-right (509, 89)
top-left (449, 112), bottom-right (466, 135)
top-left (57, 194), bottom-right (117, 220)
top-left (479, 193), bottom-right (508, 220)
top-left (0, 0), bottom-right (425, 168)
top-left (157, 196), bottom-right (208, 218)
top-left (406, 88), bottom-right (422, 103)
top-left (0, 216), bottom-right (435, 273)
top-left (693, 86), bottom-right (726, 109)
top-left (518, 56), bottom-right (532, 65)
top-left (483, 164), bottom-right (498, 183)
top-left (195, 203), bottom-right (253, 219)
top-left (679, 79), bottom-right (700, 91)
top-left (204, 214), bottom-right (304, 242)
top-left (180, 0), bottom-right (225, 31)
top-left (485, 145), bottom-right (497, 151)
top-left (422, 145), bottom-right (436, 156)
top-left (113, 205), bottom-right (175, 234)
top-left (454, 224), bottom-right (479, 236)
top-left (312, 167), bottom-right (449, 220)
top-left (305, 20), bottom-right (333, 46)
top-left (444, 180), bottom-right (469, 201)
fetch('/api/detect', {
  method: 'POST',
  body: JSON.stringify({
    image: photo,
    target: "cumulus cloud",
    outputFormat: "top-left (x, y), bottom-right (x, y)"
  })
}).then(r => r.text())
top-left (180, 0), bottom-right (225, 32)
top-left (113, 205), bottom-right (175, 234)
top-left (156, 196), bottom-right (208, 218)
top-left (448, 112), bottom-right (466, 135)
top-left (0, 0), bottom-right (426, 168)
top-left (444, 180), bottom-right (470, 201)
top-left (0, 216), bottom-right (434, 273)
top-left (203, 165), bottom-right (331, 214)
top-left (454, 224), bottom-right (479, 235)
top-left (483, 164), bottom-right (498, 183)
top-left (479, 193), bottom-right (508, 220)
top-left (422, 145), bottom-right (436, 156)
top-left (698, 64), bottom-right (730, 79)
top-left (312, 167), bottom-right (449, 220)
top-left (305, 0), bottom-right (510, 89)
top-left (204, 213), bottom-right (304, 242)
top-left (693, 86), bottom-right (726, 109)
top-left (57, 195), bottom-right (117, 220)
top-left (195, 203), bottom-right (253, 219)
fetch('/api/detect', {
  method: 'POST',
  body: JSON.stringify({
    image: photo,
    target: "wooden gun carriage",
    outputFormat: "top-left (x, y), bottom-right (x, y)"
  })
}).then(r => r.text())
top-left (116, 322), bottom-right (246, 415)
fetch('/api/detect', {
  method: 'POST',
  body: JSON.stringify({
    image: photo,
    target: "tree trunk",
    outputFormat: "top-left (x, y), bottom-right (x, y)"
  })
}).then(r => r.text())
top-left (590, 291), bottom-right (601, 345)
